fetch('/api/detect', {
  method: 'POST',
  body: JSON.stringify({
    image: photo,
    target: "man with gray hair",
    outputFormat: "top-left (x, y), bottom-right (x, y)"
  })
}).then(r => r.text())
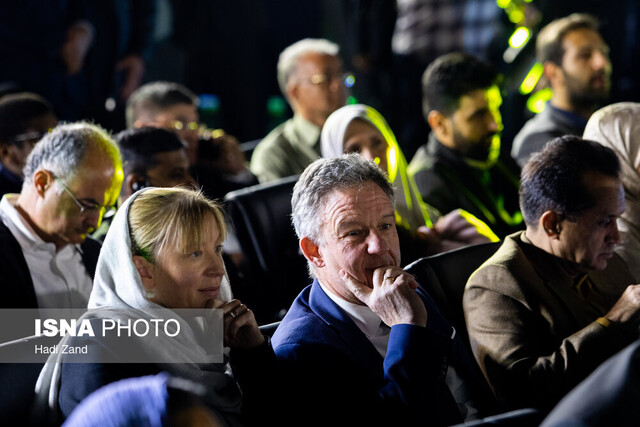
top-left (271, 154), bottom-right (497, 425)
top-left (250, 38), bottom-right (346, 182)
top-left (511, 13), bottom-right (611, 166)
top-left (0, 122), bottom-right (123, 308)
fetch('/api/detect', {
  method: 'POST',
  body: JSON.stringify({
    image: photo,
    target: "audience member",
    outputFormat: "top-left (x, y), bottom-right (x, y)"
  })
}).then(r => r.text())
top-left (62, 373), bottom-right (225, 427)
top-left (37, 187), bottom-right (275, 424)
top-left (464, 136), bottom-right (640, 411)
top-left (511, 13), bottom-right (611, 167)
top-left (408, 52), bottom-right (523, 238)
top-left (583, 102), bottom-right (640, 282)
top-left (0, 122), bottom-right (122, 308)
top-left (271, 154), bottom-right (497, 426)
top-left (0, 93), bottom-right (58, 196)
top-left (126, 81), bottom-right (257, 201)
top-left (92, 126), bottom-right (195, 241)
top-left (320, 103), bottom-right (496, 263)
top-left (250, 38), bottom-right (346, 182)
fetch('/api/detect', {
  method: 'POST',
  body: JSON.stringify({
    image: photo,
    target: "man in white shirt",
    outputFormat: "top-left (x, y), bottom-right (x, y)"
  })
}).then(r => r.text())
top-left (0, 122), bottom-right (123, 308)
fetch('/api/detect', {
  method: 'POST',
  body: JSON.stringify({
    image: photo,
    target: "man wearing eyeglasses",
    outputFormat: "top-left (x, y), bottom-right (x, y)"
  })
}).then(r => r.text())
top-left (0, 93), bottom-right (58, 197)
top-left (250, 38), bottom-right (347, 183)
top-left (0, 122), bottom-right (123, 308)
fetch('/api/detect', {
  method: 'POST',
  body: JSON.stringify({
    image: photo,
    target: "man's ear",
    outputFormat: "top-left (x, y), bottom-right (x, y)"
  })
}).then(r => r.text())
top-left (540, 211), bottom-right (562, 239)
top-left (133, 255), bottom-right (155, 289)
top-left (543, 61), bottom-right (562, 89)
top-left (427, 110), bottom-right (451, 145)
top-left (285, 81), bottom-right (300, 110)
top-left (125, 173), bottom-right (145, 195)
top-left (33, 169), bottom-right (53, 196)
top-left (300, 237), bottom-right (324, 268)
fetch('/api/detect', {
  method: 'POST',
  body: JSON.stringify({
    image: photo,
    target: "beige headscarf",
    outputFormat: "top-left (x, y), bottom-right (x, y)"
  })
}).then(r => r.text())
top-left (584, 102), bottom-right (640, 281)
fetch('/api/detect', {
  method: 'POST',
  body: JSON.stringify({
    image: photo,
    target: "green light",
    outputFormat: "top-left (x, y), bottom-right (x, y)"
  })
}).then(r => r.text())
top-left (519, 62), bottom-right (543, 95)
top-left (267, 96), bottom-right (287, 116)
top-left (508, 9), bottom-right (524, 23)
top-left (526, 88), bottom-right (553, 114)
top-left (496, 0), bottom-right (511, 8)
top-left (509, 27), bottom-right (530, 49)
top-left (346, 95), bottom-right (358, 105)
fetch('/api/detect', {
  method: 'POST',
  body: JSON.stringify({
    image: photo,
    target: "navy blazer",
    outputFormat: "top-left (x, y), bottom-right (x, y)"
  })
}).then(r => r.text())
top-left (271, 279), bottom-right (495, 427)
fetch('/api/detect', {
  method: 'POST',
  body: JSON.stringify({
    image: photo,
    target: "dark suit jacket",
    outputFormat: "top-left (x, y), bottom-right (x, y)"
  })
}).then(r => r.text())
top-left (271, 279), bottom-right (497, 427)
top-left (464, 231), bottom-right (637, 411)
top-left (0, 220), bottom-right (101, 308)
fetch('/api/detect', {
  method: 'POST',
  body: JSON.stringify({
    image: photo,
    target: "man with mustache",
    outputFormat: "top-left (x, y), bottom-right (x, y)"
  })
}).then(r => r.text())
top-left (408, 52), bottom-right (523, 238)
top-left (0, 122), bottom-right (123, 308)
top-left (464, 136), bottom-right (640, 411)
top-left (511, 14), bottom-right (611, 167)
top-left (271, 155), bottom-right (498, 426)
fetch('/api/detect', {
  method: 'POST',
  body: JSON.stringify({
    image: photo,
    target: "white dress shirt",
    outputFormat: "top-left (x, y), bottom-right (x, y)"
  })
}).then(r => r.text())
top-left (0, 194), bottom-right (93, 308)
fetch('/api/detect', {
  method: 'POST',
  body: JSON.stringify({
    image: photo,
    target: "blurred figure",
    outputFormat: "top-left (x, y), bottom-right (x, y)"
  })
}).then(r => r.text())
top-left (92, 126), bottom-right (195, 241)
top-left (0, 93), bottom-right (58, 196)
top-left (250, 38), bottom-right (346, 182)
top-left (409, 52), bottom-right (523, 238)
top-left (0, 122), bottom-right (123, 308)
top-left (63, 373), bottom-right (225, 427)
top-left (583, 102), bottom-right (640, 282)
top-left (512, 13), bottom-right (611, 167)
top-left (321, 103), bottom-right (496, 263)
top-left (126, 81), bottom-right (257, 201)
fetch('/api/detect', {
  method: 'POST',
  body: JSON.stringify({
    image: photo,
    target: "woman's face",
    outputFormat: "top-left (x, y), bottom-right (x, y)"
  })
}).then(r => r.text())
top-left (149, 215), bottom-right (226, 309)
top-left (343, 118), bottom-right (389, 173)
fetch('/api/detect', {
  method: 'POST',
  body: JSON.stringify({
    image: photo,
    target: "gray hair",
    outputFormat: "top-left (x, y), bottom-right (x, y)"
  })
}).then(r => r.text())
top-left (277, 38), bottom-right (340, 96)
top-left (23, 122), bottom-right (121, 184)
top-left (291, 154), bottom-right (394, 246)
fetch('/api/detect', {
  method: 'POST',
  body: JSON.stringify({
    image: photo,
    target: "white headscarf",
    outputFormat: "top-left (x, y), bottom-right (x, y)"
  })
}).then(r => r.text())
top-left (320, 104), bottom-right (440, 230)
top-left (584, 102), bottom-right (640, 281)
top-left (36, 188), bottom-right (242, 420)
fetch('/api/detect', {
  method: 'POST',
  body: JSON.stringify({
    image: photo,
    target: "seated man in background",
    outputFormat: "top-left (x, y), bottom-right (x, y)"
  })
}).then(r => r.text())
top-left (464, 136), bottom-right (640, 411)
top-left (0, 122), bottom-right (123, 308)
top-left (511, 13), bottom-right (611, 167)
top-left (126, 81), bottom-right (257, 201)
top-left (0, 92), bottom-right (58, 196)
top-left (92, 126), bottom-right (195, 241)
top-left (409, 52), bottom-right (523, 238)
top-left (272, 154), bottom-right (497, 426)
top-left (250, 38), bottom-right (346, 182)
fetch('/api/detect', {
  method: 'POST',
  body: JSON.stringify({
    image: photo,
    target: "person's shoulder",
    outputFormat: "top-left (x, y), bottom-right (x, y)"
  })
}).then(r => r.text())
top-left (253, 120), bottom-right (292, 154)
top-left (467, 234), bottom-right (528, 289)
top-left (408, 144), bottom-right (436, 173)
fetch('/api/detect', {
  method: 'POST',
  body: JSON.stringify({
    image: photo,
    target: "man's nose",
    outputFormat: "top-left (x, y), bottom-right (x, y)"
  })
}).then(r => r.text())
top-left (366, 230), bottom-right (389, 254)
top-left (592, 50), bottom-right (610, 71)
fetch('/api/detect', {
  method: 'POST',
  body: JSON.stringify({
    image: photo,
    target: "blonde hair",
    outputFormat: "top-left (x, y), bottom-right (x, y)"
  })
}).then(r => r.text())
top-left (128, 187), bottom-right (227, 263)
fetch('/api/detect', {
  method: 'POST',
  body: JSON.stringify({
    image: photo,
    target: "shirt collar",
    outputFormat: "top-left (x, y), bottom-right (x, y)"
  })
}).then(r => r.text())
top-left (292, 114), bottom-right (322, 148)
top-left (547, 103), bottom-right (589, 130)
top-left (318, 280), bottom-right (384, 338)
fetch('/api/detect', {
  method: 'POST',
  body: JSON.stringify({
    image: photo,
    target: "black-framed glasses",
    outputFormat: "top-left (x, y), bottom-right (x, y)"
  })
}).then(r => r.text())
top-left (54, 176), bottom-right (117, 219)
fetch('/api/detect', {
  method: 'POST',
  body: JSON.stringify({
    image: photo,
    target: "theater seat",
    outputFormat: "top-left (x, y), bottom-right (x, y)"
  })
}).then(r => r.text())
top-left (404, 241), bottom-right (501, 352)
top-left (224, 175), bottom-right (309, 324)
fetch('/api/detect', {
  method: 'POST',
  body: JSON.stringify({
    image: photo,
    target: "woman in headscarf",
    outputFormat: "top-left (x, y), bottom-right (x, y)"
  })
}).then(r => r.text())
top-left (37, 187), bottom-right (274, 425)
top-left (583, 102), bottom-right (640, 281)
top-left (321, 104), bottom-right (498, 262)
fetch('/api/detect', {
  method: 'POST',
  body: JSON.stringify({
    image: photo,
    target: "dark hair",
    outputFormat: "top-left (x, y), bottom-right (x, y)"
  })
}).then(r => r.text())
top-left (537, 13), bottom-right (600, 65)
top-left (519, 135), bottom-right (620, 226)
top-left (116, 127), bottom-right (186, 177)
top-left (421, 52), bottom-right (499, 118)
top-left (126, 81), bottom-right (198, 127)
top-left (0, 92), bottom-right (54, 144)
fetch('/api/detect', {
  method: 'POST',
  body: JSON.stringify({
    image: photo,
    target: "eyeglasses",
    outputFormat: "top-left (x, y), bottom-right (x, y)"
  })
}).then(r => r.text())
top-left (168, 120), bottom-right (203, 132)
top-left (54, 176), bottom-right (117, 219)
top-left (306, 72), bottom-right (356, 88)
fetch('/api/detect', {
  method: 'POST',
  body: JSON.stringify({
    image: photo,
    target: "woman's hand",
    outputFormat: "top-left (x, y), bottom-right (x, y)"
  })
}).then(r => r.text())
top-left (221, 299), bottom-right (265, 349)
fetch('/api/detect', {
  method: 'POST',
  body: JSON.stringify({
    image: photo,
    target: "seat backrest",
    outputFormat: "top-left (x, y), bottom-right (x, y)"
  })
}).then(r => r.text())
top-left (224, 175), bottom-right (309, 324)
top-left (404, 241), bottom-right (501, 344)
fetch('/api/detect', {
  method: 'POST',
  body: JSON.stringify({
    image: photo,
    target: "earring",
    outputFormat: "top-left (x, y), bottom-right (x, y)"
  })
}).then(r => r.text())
top-left (143, 288), bottom-right (155, 299)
